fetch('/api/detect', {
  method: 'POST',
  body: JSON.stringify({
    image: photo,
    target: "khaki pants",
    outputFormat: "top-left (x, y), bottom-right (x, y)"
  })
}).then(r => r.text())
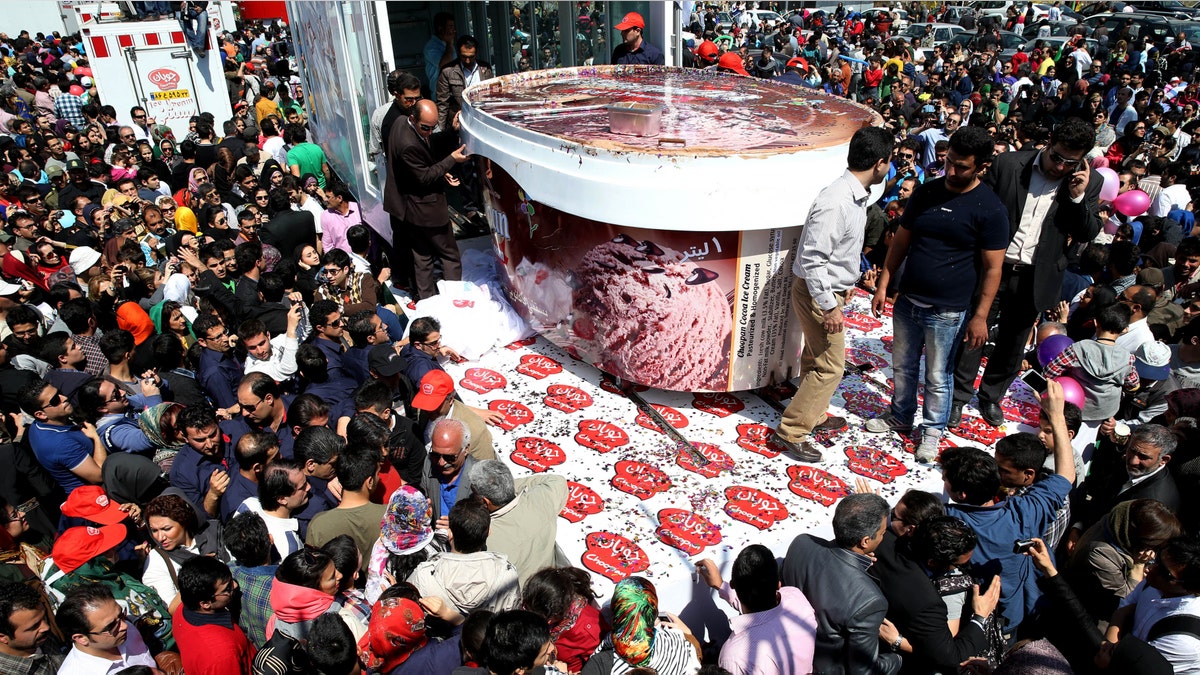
top-left (777, 278), bottom-right (851, 443)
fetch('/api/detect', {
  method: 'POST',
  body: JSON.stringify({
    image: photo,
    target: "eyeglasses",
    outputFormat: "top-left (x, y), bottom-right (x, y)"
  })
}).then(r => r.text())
top-left (215, 218), bottom-right (227, 225)
top-left (87, 609), bottom-right (126, 637)
top-left (418, 123), bottom-right (436, 132)
top-left (205, 328), bottom-right (229, 340)
top-left (40, 392), bottom-right (66, 410)
top-left (1046, 148), bottom-right (1082, 170)
top-left (421, 338), bottom-right (442, 347)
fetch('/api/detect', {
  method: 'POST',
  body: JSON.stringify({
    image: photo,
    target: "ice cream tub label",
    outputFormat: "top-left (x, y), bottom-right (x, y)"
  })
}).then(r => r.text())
top-left (461, 66), bottom-right (882, 392)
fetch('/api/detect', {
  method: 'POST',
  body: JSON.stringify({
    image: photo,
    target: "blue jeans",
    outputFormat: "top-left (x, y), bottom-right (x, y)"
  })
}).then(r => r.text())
top-left (378, 304), bottom-right (407, 342)
top-left (180, 8), bottom-right (208, 50)
top-left (890, 295), bottom-right (967, 434)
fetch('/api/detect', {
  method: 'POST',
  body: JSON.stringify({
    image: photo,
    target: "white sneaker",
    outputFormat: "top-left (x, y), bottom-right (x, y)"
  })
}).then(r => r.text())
top-left (864, 413), bottom-right (912, 434)
top-left (915, 432), bottom-right (941, 464)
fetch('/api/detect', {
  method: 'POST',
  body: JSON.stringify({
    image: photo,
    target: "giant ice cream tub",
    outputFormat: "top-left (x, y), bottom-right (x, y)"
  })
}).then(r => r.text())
top-left (461, 66), bottom-right (881, 392)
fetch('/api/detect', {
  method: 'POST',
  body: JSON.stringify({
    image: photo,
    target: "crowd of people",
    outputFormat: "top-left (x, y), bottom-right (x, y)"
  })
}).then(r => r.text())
top-left (1, 1), bottom-right (1200, 675)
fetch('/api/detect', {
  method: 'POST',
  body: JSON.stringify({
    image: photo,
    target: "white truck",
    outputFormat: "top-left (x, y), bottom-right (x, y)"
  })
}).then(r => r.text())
top-left (80, 11), bottom-right (232, 141)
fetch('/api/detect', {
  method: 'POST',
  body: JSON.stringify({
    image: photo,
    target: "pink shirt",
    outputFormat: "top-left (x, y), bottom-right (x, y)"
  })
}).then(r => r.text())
top-left (717, 584), bottom-right (817, 675)
top-left (321, 201), bottom-right (359, 254)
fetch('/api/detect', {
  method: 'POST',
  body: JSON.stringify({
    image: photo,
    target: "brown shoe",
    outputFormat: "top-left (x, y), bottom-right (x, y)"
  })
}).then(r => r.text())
top-left (770, 432), bottom-right (824, 463)
top-left (813, 415), bottom-right (847, 432)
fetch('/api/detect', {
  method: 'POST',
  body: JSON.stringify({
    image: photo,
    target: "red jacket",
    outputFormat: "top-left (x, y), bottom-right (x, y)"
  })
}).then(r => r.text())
top-left (172, 606), bottom-right (256, 675)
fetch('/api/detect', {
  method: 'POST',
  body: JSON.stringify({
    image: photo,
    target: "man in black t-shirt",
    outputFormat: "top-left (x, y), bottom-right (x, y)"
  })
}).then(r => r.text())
top-left (866, 127), bottom-right (1010, 463)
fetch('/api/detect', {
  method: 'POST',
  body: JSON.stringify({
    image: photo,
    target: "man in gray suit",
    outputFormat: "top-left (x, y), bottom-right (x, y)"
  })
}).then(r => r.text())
top-left (781, 493), bottom-right (901, 675)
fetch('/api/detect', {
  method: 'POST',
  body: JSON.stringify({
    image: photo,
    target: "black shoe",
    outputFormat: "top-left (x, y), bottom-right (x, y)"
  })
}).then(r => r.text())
top-left (948, 403), bottom-right (963, 429)
top-left (979, 401), bottom-right (1005, 427)
top-left (771, 432), bottom-right (824, 463)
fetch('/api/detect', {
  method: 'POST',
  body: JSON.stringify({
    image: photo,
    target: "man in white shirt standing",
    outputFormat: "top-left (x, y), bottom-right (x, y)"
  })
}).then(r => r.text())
top-left (773, 127), bottom-right (894, 463)
top-left (1150, 164), bottom-right (1191, 217)
top-left (56, 584), bottom-right (157, 675)
top-left (242, 304), bottom-right (301, 382)
top-left (233, 458), bottom-right (309, 562)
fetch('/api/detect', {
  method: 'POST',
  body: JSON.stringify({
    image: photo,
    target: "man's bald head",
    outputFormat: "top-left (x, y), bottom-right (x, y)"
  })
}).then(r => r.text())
top-left (411, 100), bottom-right (439, 139)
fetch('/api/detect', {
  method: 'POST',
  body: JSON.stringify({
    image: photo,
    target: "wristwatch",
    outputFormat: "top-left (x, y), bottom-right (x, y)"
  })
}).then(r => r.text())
top-left (890, 634), bottom-right (903, 651)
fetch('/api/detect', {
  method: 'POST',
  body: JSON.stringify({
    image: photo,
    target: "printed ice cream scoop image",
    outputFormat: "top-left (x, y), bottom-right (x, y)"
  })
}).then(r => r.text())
top-left (571, 237), bottom-right (732, 391)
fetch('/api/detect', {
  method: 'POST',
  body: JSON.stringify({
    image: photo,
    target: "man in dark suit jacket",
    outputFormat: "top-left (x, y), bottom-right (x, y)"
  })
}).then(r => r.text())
top-left (388, 99), bottom-right (470, 300)
top-left (952, 118), bottom-right (1105, 427)
top-left (874, 519), bottom-right (1000, 674)
top-left (781, 493), bottom-right (901, 675)
top-left (1070, 423), bottom-right (1181, 541)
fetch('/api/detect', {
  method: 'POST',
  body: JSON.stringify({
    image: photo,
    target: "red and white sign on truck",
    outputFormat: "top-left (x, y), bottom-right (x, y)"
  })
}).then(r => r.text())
top-left (80, 14), bottom-right (231, 141)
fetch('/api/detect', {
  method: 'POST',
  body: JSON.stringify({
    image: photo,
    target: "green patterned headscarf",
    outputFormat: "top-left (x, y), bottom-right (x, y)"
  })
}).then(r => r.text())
top-left (611, 576), bottom-right (658, 667)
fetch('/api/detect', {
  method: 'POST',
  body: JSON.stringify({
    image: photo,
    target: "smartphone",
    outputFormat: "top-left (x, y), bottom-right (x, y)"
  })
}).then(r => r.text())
top-left (1020, 369), bottom-right (1047, 395)
top-left (1013, 539), bottom-right (1036, 554)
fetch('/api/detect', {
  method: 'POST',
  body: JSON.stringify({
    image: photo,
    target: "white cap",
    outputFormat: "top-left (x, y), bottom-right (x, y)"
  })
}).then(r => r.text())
top-left (80, 76), bottom-right (93, 88)
top-left (69, 246), bottom-right (102, 276)
top-left (0, 279), bottom-right (20, 296)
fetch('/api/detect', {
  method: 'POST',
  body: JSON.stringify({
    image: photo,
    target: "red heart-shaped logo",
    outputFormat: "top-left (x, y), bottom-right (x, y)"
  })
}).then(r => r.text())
top-left (844, 310), bottom-right (884, 332)
top-left (880, 335), bottom-right (893, 353)
top-left (676, 443), bottom-right (735, 478)
top-left (460, 368), bottom-right (508, 394)
top-left (950, 416), bottom-right (1007, 446)
top-left (487, 400), bottom-right (534, 431)
top-left (844, 445), bottom-right (909, 483)
top-left (692, 392), bottom-right (746, 418)
top-left (516, 354), bottom-right (563, 380)
top-left (635, 404), bottom-right (688, 434)
top-left (511, 437), bottom-right (566, 473)
top-left (846, 348), bottom-right (889, 372)
top-left (575, 419), bottom-right (630, 453)
top-left (734, 423), bottom-right (782, 458)
top-left (655, 508), bottom-right (722, 555)
top-left (560, 481), bottom-right (604, 523)
top-left (841, 390), bottom-right (891, 419)
top-left (786, 465), bottom-right (851, 506)
top-left (724, 485), bottom-right (790, 530)
top-left (1001, 397), bottom-right (1041, 426)
top-left (542, 384), bottom-right (594, 414)
top-left (452, 299), bottom-right (475, 308)
top-left (582, 531), bottom-right (650, 582)
top-left (900, 434), bottom-right (959, 457)
top-left (611, 460), bottom-right (672, 499)
top-left (505, 337), bottom-right (537, 350)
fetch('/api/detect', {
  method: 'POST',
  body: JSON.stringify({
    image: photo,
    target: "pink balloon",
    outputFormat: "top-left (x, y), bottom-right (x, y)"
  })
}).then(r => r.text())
top-left (69, 85), bottom-right (83, 96)
top-left (77, 67), bottom-right (92, 77)
top-left (1054, 376), bottom-right (1087, 409)
top-left (1091, 156), bottom-right (1110, 169)
top-left (1103, 217), bottom-right (1120, 235)
top-left (1113, 189), bottom-right (1150, 217)
top-left (1096, 167), bottom-right (1119, 202)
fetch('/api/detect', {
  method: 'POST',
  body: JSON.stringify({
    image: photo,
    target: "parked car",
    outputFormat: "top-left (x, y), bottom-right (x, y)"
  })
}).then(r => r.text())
top-left (947, 29), bottom-right (1028, 59)
top-left (1129, 0), bottom-right (1200, 20)
top-left (940, 6), bottom-right (978, 24)
top-left (1169, 20), bottom-right (1200, 45)
top-left (1022, 18), bottom-right (1086, 39)
top-left (1082, 12), bottom-right (1175, 44)
top-left (905, 22), bottom-right (968, 46)
top-left (739, 9), bottom-right (783, 28)
top-left (971, 0), bottom-right (1019, 20)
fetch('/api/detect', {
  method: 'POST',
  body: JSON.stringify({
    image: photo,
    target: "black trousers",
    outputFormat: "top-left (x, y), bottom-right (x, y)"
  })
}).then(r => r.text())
top-left (388, 215), bottom-right (418, 296)
top-left (953, 265), bottom-right (1043, 407)
top-left (407, 220), bottom-right (461, 300)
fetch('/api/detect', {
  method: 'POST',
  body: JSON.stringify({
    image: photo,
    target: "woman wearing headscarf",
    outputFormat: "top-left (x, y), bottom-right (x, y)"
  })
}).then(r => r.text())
top-left (137, 402), bottom-right (186, 472)
top-left (581, 577), bottom-right (700, 675)
top-left (1066, 499), bottom-right (1181, 624)
top-left (149, 299), bottom-right (195, 349)
top-left (174, 166), bottom-right (209, 209)
top-left (160, 272), bottom-right (199, 322)
top-left (523, 567), bottom-right (605, 672)
top-left (2, 251), bottom-right (49, 292)
top-left (364, 486), bottom-right (448, 604)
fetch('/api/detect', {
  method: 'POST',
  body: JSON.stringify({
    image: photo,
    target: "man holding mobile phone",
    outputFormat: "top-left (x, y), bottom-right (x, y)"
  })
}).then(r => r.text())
top-left (949, 118), bottom-right (1104, 428)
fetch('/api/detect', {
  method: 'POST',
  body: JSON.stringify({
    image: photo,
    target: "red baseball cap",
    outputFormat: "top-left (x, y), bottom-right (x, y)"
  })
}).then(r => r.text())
top-left (62, 486), bottom-right (127, 525)
top-left (787, 56), bottom-right (809, 70)
top-left (615, 12), bottom-right (645, 30)
top-left (694, 40), bottom-right (719, 62)
top-left (51, 525), bottom-right (126, 574)
top-left (718, 52), bottom-right (750, 76)
top-left (411, 369), bottom-right (455, 412)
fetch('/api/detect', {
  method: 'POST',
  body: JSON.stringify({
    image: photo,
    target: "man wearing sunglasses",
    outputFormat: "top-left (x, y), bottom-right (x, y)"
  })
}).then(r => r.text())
top-left (57, 583), bottom-right (157, 674)
top-left (387, 99), bottom-right (470, 300)
top-left (950, 117), bottom-right (1103, 428)
top-left (19, 380), bottom-right (107, 496)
